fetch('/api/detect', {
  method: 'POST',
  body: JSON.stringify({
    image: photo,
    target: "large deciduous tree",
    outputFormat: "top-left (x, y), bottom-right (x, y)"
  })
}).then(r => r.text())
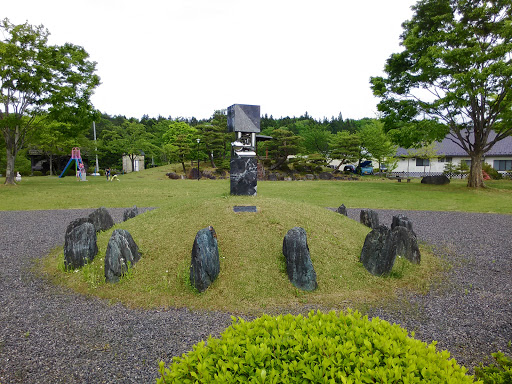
top-left (31, 120), bottom-right (86, 176)
top-left (0, 18), bottom-right (100, 184)
top-left (371, 0), bottom-right (512, 188)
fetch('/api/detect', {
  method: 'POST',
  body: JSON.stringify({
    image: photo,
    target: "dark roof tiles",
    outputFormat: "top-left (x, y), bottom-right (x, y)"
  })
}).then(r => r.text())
top-left (396, 131), bottom-right (512, 157)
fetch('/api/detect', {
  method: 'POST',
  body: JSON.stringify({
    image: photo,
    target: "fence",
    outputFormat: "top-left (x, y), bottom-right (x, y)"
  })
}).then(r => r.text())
top-left (389, 171), bottom-right (512, 179)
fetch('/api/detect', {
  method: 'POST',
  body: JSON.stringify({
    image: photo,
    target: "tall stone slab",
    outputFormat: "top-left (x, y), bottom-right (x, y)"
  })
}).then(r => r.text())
top-left (360, 209), bottom-right (380, 229)
top-left (123, 205), bottom-right (139, 221)
top-left (230, 157), bottom-right (258, 196)
top-left (104, 229), bottom-right (140, 283)
top-left (64, 222), bottom-right (98, 270)
top-left (336, 204), bottom-right (348, 216)
top-left (189, 226), bottom-right (220, 292)
top-left (360, 225), bottom-right (395, 276)
top-left (282, 227), bottom-right (318, 291)
top-left (391, 226), bottom-right (421, 264)
top-left (228, 104), bottom-right (260, 196)
top-left (391, 214), bottom-right (415, 234)
top-left (88, 207), bottom-right (114, 232)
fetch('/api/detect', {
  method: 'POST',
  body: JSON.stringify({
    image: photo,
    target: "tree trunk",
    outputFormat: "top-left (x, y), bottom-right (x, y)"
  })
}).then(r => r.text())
top-left (49, 153), bottom-right (53, 176)
top-left (467, 151), bottom-right (485, 188)
top-left (130, 155), bottom-right (135, 172)
top-left (209, 152), bottom-right (216, 168)
top-left (181, 161), bottom-right (186, 174)
top-left (4, 147), bottom-right (16, 185)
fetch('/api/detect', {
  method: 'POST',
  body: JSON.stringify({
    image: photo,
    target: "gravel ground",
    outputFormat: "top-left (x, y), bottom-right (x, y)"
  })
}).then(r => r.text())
top-left (0, 207), bottom-right (510, 382)
top-left (344, 208), bottom-right (512, 371)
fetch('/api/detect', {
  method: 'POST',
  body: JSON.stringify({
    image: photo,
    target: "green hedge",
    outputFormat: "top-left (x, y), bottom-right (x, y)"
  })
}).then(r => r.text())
top-left (157, 310), bottom-right (477, 383)
top-left (475, 351), bottom-right (512, 383)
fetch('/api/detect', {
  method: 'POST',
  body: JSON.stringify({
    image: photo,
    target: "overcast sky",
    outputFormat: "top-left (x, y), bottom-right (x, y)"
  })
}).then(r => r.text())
top-left (4, 0), bottom-right (417, 121)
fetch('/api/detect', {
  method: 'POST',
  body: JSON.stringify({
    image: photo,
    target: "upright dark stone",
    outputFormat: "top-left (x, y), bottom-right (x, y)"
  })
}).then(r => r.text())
top-left (360, 225), bottom-right (395, 276)
top-left (104, 229), bottom-right (140, 283)
top-left (336, 204), bottom-right (348, 216)
top-left (64, 222), bottom-right (98, 270)
top-left (65, 217), bottom-right (93, 237)
top-left (360, 209), bottom-right (379, 229)
top-left (421, 175), bottom-right (450, 185)
top-left (88, 207), bottom-right (114, 232)
top-left (391, 226), bottom-right (421, 264)
top-left (123, 205), bottom-right (139, 221)
top-left (189, 226), bottom-right (220, 292)
top-left (230, 157), bottom-right (257, 196)
top-left (282, 227), bottom-right (317, 291)
top-left (391, 214), bottom-right (415, 234)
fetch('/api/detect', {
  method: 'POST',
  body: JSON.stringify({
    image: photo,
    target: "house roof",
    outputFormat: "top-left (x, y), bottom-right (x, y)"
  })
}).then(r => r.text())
top-left (396, 131), bottom-right (512, 157)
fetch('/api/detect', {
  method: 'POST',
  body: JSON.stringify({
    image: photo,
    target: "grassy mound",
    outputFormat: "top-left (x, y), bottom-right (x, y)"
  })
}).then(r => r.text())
top-left (43, 193), bottom-right (441, 314)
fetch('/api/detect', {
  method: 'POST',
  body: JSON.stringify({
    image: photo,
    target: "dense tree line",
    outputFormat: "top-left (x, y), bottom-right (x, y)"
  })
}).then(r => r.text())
top-left (6, 106), bottom-right (398, 176)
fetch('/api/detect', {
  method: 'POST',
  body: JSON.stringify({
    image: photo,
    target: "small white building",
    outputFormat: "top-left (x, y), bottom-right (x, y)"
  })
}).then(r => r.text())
top-left (392, 131), bottom-right (512, 177)
top-left (122, 153), bottom-right (145, 173)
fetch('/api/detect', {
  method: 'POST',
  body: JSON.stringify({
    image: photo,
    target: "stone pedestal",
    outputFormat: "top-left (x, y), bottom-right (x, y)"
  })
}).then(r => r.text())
top-left (230, 157), bottom-right (257, 196)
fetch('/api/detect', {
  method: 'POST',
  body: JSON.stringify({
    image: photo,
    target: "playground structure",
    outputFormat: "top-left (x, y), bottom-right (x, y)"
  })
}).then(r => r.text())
top-left (59, 147), bottom-right (86, 180)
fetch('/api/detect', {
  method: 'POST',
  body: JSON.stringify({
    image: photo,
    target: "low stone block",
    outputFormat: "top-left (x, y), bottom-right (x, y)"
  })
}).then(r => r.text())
top-left (318, 172), bottom-right (333, 180)
top-left (166, 172), bottom-right (180, 179)
top-left (391, 226), bottom-right (421, 264)
top-left (64, 222), bottom-right (98, 270)
top-left (189, 226), bottom-right (220, 292)
top-left (360, 225), bottom-right (395, 276)
top-left (336, 204), bottom-right (348, 216)
top-left (104, 229), bottom-right (140, 283)
top-left (88, 207), bottom-right (114, 232)
top-left (188, 168), bottom-right (202, 180)
top-left (123, 205), bottom-right (139, 221)
top-left (282, 227), bottom-right (317, 291)
top-left (421, 175), bottom-right (450, 185)
top-left (360, 209), bottom-right (379, 229)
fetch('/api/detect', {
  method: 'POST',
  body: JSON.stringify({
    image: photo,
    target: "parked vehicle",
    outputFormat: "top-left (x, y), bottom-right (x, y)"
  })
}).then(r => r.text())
top-left (343, 164), bottom-right (356, 173)
top-left (357, 160), bottom-right (374, 175)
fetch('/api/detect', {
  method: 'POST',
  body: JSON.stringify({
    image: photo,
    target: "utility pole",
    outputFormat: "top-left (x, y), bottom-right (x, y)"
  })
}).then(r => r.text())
top-left (93, 121), bottom-right (100, 175)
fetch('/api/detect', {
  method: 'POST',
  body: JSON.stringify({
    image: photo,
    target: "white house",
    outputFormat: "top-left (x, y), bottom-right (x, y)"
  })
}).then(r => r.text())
top-left (392, 131), bottom-right (512, 177)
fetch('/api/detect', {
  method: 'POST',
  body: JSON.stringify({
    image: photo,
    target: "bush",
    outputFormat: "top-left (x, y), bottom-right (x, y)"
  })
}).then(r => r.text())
top-left (32, 171), bottom-right (44, 176)
top-left (482, 163), bottom-right (502, 180)
top-left (157, 310), bottom-right (476, 383)
top-left (475, 351), bottom-right (512, 383)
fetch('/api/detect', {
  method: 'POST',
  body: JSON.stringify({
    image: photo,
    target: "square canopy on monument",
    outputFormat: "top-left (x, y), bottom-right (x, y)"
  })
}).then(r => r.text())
top-left (227, 104), bottom-right (260, 133)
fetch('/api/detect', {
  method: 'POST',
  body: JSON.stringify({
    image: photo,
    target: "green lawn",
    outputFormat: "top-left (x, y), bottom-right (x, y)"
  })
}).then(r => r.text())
top-left (2, 166), bottom-right (510, 314)
top-left (1, 167), bottom-right (511, 213)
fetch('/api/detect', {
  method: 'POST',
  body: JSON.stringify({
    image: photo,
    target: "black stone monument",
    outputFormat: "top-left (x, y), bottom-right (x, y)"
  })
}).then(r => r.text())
top-left (228, 104), bottom-right (260, 196)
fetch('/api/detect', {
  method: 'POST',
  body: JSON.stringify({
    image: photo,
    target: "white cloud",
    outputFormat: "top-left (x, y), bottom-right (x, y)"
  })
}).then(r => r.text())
top-left (4, 0), bottom-right (416, 120)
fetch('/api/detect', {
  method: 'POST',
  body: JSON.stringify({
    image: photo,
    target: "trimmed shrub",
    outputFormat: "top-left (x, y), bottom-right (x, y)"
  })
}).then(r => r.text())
top-left (157, 310), bottom-right (476, 383)
top-left (482, 163), bottom-right (502, 180)
top-left (475, 352), bottom-right (512, 383)
top-left (32, 171), bottom-right (44, 176)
